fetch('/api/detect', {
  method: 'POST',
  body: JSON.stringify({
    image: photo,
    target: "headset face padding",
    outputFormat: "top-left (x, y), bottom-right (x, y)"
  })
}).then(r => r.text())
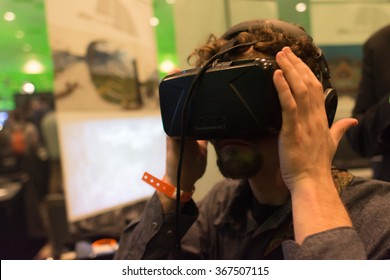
top-left (221, 19), bottom-right (338, 127)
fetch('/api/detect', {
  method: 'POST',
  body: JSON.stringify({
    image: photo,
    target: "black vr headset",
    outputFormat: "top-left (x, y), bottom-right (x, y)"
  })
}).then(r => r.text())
top-left (159, 19), bottom-right (338, 139)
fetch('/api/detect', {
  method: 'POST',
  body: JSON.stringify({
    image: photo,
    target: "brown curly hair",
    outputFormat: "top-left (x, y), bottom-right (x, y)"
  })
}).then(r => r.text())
top-left (187, 21), bottom-right (321, 76)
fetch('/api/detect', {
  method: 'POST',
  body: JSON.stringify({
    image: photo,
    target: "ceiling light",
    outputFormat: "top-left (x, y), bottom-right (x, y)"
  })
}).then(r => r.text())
top-left (21, 82), bottom-right (35, 94)
top-left (149, 17), bottom-right (160, 27)
top-left (295, 3), bottom-right (307, 13)
top-left (23, 59), bottom-right (44, 74)
top-left (159, 59), bottom-right (176, 74)
top-left (4, 11), bottom-right (16, 21)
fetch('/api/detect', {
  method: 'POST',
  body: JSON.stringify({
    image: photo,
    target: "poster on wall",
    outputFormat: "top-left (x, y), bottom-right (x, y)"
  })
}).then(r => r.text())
top-left (44, 0), bottom-right (166, 223)
top-left (45, 0), bottom-right (159, 112)
top-left (311, 2), bottom-right (390, 45)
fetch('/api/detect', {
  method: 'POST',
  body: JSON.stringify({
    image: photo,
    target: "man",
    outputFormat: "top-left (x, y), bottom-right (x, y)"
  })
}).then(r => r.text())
top-left (347, 24), bottom-right (390, 182)
top-left (115, 19), bottom-right (390, 259)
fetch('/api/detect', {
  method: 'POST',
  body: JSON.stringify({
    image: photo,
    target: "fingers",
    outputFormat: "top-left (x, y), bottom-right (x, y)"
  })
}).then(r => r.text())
top-left (165, 136), bottom-right (208, 190)
top-left (278, 47), bottom-right (320, 91)
top-left (273, 69), bottom-right (298, 132)
top-left (274, 47), bottom-right (327, 130)
top-left (330, 118), bottom-right (358, 147)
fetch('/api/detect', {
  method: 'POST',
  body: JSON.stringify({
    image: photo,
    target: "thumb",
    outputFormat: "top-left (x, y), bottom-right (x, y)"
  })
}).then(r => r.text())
top-left (330, 118), bottom-right (358, 146)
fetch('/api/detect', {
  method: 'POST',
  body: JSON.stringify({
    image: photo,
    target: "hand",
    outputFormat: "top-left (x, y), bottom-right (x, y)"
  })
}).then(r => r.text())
top-left (164, 136), bottom-right (208, 192)
top-left (273, 47), bottom-right (358, 191)
top-left (273, 47), bottom-right (357, 244)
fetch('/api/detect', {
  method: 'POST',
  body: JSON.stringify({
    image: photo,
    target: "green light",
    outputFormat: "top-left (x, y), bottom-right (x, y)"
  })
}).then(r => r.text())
top-left (0, 0), bottom-right (54, 110)
top-left (153, 0), bottom-right (179, 79)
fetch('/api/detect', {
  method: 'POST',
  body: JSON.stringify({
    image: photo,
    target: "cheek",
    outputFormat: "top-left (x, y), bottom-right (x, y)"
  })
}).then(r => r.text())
top-left (254, 137), bottom-right (280, 162)
top-left (255, 135), bottom-right (279, 151)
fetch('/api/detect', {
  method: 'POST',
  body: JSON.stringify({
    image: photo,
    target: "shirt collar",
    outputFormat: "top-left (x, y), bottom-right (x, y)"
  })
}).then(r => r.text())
top-left (214, 180), bottom-right (292, 236)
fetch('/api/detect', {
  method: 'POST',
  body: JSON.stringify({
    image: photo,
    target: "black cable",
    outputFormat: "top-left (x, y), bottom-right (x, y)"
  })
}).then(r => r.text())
top-left (174, 40), bottom-right (261, 258)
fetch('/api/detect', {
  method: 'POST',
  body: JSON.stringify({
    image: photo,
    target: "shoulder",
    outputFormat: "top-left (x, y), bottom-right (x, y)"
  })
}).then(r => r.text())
top-left (341, 176), bottom-right (390, 258)
top-left (365, 24), bottom-right (390, 49)
top-left (333, 168), bottom-right (390, 222)
top-left (341, 176), bottom-right (390, 203)
top-left (371, 24), bottom-right (390, 39)
top-left (341, 175), bottom-right (390, 211)
top-left (332, 167), bottom-right (390, 198)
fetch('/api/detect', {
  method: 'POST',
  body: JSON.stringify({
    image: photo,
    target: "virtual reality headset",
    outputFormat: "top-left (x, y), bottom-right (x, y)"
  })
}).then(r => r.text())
top-left (159, 19), bottom-right (338, 140)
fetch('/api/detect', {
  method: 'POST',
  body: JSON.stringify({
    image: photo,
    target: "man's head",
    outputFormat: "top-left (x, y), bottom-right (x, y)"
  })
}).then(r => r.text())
top-left (189, 19), bottom-right (333, 180)
top-left (159, 19), bottom-right (337, 140)
top-left (188, 19), bottom-right (326, 82)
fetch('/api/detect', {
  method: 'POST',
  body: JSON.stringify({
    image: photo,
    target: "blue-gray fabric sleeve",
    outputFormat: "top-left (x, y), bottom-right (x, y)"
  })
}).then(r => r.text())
top-left (282, 227), bottom-right (366, 259)
top-left (114, 192), bottom-right (198, 259)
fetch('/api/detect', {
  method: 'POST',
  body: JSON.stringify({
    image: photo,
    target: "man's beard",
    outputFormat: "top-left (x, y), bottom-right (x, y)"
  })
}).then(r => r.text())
top-left (215, 147), bottom-right (262, 179)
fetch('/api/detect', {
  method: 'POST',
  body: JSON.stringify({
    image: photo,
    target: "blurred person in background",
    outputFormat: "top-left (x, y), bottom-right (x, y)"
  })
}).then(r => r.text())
top-left (347, 24), bottom-right (390, 182)
top-left (3, 108), bottom-right (40, 171)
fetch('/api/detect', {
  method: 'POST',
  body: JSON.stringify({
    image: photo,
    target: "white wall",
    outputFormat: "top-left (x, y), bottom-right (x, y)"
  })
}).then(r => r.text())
top-left (173, 0), bottom-right (227, 69)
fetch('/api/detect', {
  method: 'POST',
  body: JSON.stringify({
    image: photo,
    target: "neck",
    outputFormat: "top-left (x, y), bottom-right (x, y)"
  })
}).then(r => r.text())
top-left (248, 166), bottom-right (290, 206)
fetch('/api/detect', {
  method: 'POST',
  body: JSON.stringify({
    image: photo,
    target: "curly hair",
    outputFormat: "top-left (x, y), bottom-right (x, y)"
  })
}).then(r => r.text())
top-left (187, 21), bottom-right (321, 76)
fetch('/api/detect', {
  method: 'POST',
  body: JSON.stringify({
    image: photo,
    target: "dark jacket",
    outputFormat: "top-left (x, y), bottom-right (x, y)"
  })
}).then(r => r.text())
top-left (115, 171), bottom-right (390, 260)
top-left (347, 24), bottom-right (390, 181)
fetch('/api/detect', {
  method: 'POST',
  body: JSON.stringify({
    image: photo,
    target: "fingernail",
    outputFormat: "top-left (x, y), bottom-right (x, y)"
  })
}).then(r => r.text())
top-left (277, 51), bottom-right (286, 59)
top-left (282, 46), bottom-right (292, 54)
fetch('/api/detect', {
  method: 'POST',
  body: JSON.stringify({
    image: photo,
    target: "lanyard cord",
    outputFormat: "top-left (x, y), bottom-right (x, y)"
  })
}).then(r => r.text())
top-left (174, 40), bottom-right (262, 258)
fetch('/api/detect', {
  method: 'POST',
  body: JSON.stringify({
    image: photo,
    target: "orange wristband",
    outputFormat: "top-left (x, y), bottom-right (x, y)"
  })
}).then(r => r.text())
top-left (142, 172), bottom-right (194, 202)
